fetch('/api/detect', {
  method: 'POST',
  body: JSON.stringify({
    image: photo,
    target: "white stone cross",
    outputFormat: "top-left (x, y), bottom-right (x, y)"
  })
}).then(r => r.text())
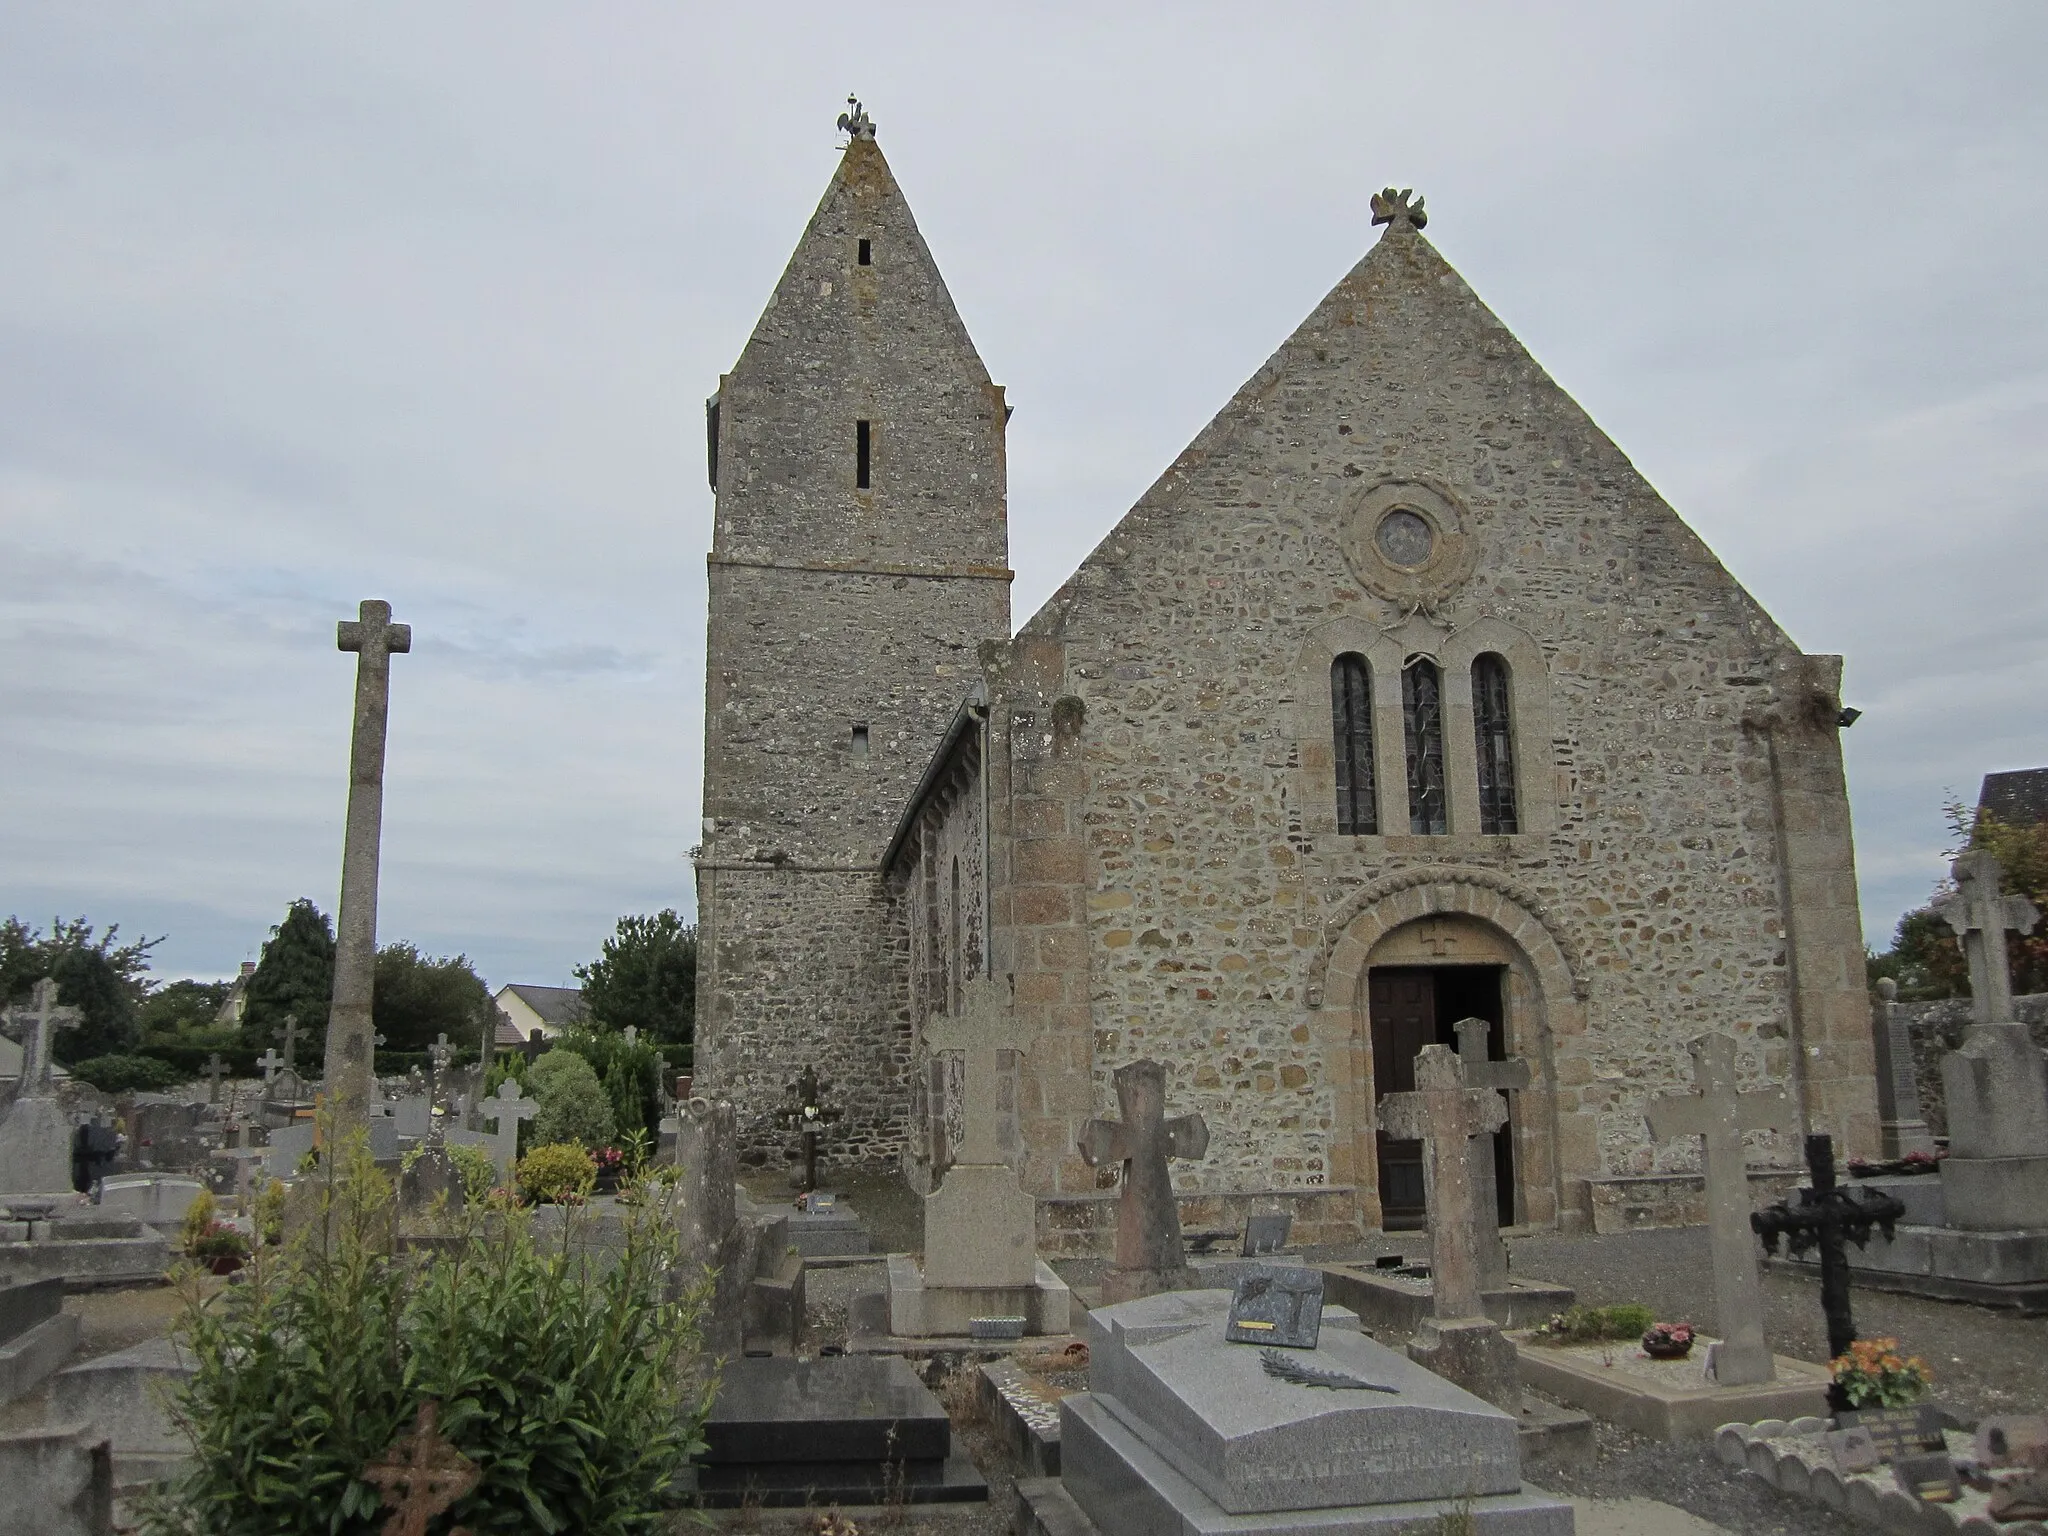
top-left (1452, 1018), bottom-right (1531, 1288)
top-left (1937, 850), bottom-right (2040, 1027)
top-left (1378, 1043), bottom-right (1508, 1323)
top-left (1645, 1033), bottom-right (1797, 1386)
top-left (2, 978), bottom-right (83, 1096)
top-left (480, 1078), bottom-right (537, 1183)
top-left (256, 1048), bottom-right (282, 1088)
top-left (621, 1025), bottom-right (638, 1049)
top-left (922, 976), bottom-right (1036, 1166)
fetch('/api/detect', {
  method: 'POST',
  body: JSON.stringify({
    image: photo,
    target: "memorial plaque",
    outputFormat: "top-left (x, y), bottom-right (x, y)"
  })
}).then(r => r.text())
top-left (1225, 1265), bottom-right (1324, 1350)
top-left (1892, 1452), bottom-right (1960, 1503)
top-left (1241, 1213), bottom-right (1291, 1257)
top-left (1835, 1404), bottom-right (1945, 1461)
top-left (1825, 1426), bottom-right (1880, 1473)
top-left (806, 1191), bottom-right (837, 1214)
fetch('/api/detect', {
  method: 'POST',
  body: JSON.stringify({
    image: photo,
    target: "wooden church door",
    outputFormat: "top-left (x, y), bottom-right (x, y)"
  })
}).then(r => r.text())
top-left (1370, 969), bottom-right (1435, 1228)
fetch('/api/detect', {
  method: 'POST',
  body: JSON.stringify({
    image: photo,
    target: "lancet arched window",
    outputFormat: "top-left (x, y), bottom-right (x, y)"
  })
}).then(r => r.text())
top-left (1330, 654), bottom-right (1378, 835)
top-left (1402, 656), bottom-right (1448, 835)
top-left (1473, 653), bottom-right (1518, 834)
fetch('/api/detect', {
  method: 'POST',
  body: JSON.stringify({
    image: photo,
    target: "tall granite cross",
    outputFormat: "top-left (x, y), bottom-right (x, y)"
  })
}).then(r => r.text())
top-left (923, 976), bottom-right (1036, 1167)
top-left (1079, 1058), bottom-right (1210, 1303)
top-left (325, 598), bottom-right (411, 1126)
top-left (1937, 850), bottom-right (2040, 1027)
top-left (1378, 1043), bottom-right (1519, 1407)
top-left (425, 1034), bottom-right (456, 1146)
top-left (1453, 1017), bottom-right (1530, 1289)
top-left (1645, 1033), bottom-right (1797, 1386)
top-left (277, 1014), bottom-right (300, 1077)
top-left (1378, 1043), bottom-right (1508, 1324)
top-left (2, 978), bottom-right (82, 1096)
top-left (480, 1078), bottom-right (537, 1183)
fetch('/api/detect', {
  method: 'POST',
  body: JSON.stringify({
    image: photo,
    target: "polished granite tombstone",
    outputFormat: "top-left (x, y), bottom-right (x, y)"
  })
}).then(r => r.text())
top-left (1041, 1288), bottom-right (1574, 1534)
top-left (693, 1354), bottom-right (987, 1506)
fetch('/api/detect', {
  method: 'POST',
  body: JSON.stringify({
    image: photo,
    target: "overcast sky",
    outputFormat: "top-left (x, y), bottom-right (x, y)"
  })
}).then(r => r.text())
top-left (2, 4), bottom-right (2043, 991)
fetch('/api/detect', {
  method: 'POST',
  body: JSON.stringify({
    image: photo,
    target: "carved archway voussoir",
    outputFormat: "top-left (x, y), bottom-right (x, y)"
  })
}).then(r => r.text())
top-left (1317, 866), bottom-right (1588, 1002)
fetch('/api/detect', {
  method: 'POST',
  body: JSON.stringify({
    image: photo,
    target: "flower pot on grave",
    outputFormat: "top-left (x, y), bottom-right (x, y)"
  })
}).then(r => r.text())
top-left (1642, 1337), bottom-right (1692, 1360)
top-left (207, 1254), bottom-right (245, 1277)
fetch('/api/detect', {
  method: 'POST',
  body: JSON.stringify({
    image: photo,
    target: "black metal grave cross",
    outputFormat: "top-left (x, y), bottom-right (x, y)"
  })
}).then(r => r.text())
top-left (1752, 1133), bottom-right (1907, 1359)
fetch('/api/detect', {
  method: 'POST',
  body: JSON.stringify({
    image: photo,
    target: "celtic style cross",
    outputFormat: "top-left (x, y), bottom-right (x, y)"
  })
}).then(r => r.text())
top-left (1378, 1044), bottom-right (1507, 1323)
top-left (1937, 850), bottom-right (2040, 1026)
top-left (361, 1399), bottom-right (479, 1536)
top-left (922, 976), bottom-right (1035, 1167)
top-left (1453, 1017), bottom-right (1531, 1287)
top-left (1645, 1033), bottom-right (1797, 1386)
top-left (1080, 1058), bottom-right (1210, 1302)
top-left (2, 978), bottom-right (82, 1096)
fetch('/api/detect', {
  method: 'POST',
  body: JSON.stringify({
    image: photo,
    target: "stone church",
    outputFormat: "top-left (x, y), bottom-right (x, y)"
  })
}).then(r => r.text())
top-left (694, 109), bottom-right (1879, 1245)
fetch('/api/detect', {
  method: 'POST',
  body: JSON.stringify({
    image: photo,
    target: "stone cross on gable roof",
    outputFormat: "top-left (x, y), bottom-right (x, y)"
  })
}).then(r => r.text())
top-left (3, 978), bottom-right (82, 1096)
top-left (1370, 186), bottom-right (1428, 230)
top-left (1080, 1057), bottom-right (1210, 1302)
top-left (922, 975), bottom-right (1036, 1166)
top-left (1937, 850), bottom-right (2040, 1026)
top-left (1378, 1043), bottom-right (1506, 1323)
top-left (1645, 1032), bottom-right (1797, 1386)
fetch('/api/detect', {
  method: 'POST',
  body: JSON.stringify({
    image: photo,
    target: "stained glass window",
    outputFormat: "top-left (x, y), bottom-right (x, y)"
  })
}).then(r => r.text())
top-left (1403, 656), bottom-right (1448, 835)
top-left (1474, 653), bottom-right (1518, 834)
top-left (1330, 654), bottom-right (1377, 835)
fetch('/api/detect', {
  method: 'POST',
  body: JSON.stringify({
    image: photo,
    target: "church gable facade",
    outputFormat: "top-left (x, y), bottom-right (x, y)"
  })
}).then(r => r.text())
top-left (881, 199), bottom-right (1875, 1241)
top-left (699, 119), bottom-right (1877, 1239)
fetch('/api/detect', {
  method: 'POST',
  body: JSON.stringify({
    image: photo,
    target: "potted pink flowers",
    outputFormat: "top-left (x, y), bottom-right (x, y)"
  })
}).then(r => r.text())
top-left (1640, 1321), bottom-right (1695, 1360)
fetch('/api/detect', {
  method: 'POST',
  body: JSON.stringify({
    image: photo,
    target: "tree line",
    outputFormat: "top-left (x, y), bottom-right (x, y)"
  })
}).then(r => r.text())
top-left (1867, 798), bottom-right (2048, 1000)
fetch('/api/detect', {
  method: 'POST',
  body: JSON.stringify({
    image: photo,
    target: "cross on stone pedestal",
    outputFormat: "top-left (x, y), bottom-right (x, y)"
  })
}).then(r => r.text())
top-left (1452, 1017), bottom-right (1531, 1289)
top-left (480, 1078), bottom-right (537, 1184)
top-left (923, 976), bottom-right (1037, 1167)
top-left (1079, 1058), bottom-right (1210, 1303)
top-left (425, 1034), bottom-right (456, 1146)
top-left (203, 1054), bottom-right (227, 1104)
top-left (1938, 850), bottom-right (2041, 1027)
top-left (1378, 1043), bottom-right (1509, 1323)
top-left (1645, 1032), bottom-right (1798, 1387)
top-left (1, 978), bottom-right (83, 1096)
top-left (326, 598), bottom-right (411, 1127)
top-left (276, 1014), bottom-right (300, 1077)
top-left (780, 1065), bottom-right (841, 1193)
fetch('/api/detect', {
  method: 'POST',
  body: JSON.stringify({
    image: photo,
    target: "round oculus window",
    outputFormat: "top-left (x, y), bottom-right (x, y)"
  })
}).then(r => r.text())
top-left (1374, 508), bottom-right (1435, 568)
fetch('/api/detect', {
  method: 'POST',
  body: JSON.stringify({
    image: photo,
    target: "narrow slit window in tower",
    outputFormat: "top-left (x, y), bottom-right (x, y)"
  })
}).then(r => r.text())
top-left (857, 238), bottom-right (872, 266)
top-left (1330, 653), bottom-right (1378, 835)
top-left (1473, 654), bottom-right (1518, 834)
top-left (1402, 655), bottom-right (1448, 834)
top-left (856, 419), bottom-right (871, 489)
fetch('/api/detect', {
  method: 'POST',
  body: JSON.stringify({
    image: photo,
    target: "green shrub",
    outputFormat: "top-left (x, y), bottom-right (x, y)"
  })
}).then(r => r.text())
top-left (446, 1143), bottom-right (497, 1202)
top-left (1531, 1303), bottom-right (1657, 1344)
top-left (527, 1050), bottom-right (615, 1151)
top-left (516, 1142), bottom-right (596, 1205)
top-left (254, 1179), bottom-right (286, 1246)
top-left (142, 1131), bottom-right (715, 1535)
top-left (69, 1053), bottom-right (183, 1094)
top-left (180, 1190), bottom-right (219, 1256)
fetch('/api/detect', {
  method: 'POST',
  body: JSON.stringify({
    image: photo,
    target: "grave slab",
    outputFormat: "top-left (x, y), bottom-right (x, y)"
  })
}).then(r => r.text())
top-left (1320, 1261), bottom-right (1575, 1337)
top-left (979, 1358), bottom-right (1069, 1477)
top-left (785, 1194), bottom-right (870, 1257)
top-left (886, 1251), bottom-right (1071, 1337)
top-left (95, 1177), bottom-right (204, 1234)
top-left (0, 1232), bottom-right (169, 1290)
top-left (49, 1336), bottom-right (193, 1486)
top-left (1511, 1333), bottom-right (1829, 1440)
top-left (0, 1277), bottom-right (78, 1404)
top-left (0, 1424), bottom-right (114, 1536)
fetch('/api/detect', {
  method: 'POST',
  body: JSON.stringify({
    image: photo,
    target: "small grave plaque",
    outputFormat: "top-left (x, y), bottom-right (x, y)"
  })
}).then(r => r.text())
top-left (1825, 1426), bottom-right (1880, 1473)
top-left (1892, 1452), bottom-right (1960, 1503)
top-left (1835, 1404), bottom-right (1945, 1461)
top-left (969, 1317), bottom-right (1026, 1341)
top-left (805, 1191), bottom-right (837, 1214)
top-left (1225, 1264), bottom-right (1324, 1350)
top-left (1242, 1213), bottom-right (1291, 1257)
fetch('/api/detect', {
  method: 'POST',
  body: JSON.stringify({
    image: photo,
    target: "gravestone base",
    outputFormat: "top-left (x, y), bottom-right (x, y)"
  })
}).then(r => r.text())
top-left (0, 1099), bottom-right (75, 1197)
top-left (49, 1337), bottom-right (193, 1488)
top-left (0, 1231), bottom-right (169, 1290)
top-left (1512, 1333), bottom-right (1830, 1440)
top-left (1408, 1315), bottom-right (1521, 1410)
top-left (1941, 1156), bottom-right (2048, 1232)
top-left (1319, 1262), bottom-right (1576, 1336)
top-left (0, 1278), bottom-right (79, 1404)
top-left (886, 1253), bottom-right (1072, 1338)
top-left (1775, 1221), bottom-right (2048, 1311)
top-left (786, 1196), bottom-right (870, 1258)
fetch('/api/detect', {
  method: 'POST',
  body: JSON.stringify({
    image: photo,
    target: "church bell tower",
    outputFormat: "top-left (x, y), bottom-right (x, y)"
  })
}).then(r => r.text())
top-left (694, 101), bottom-right (1011, 1162)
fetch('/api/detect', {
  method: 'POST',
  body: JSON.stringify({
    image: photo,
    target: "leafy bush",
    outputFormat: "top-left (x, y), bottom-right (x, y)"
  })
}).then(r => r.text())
top-left (254, 1179), bottom-right (286, 1246)
top-left (1531, 1303), bottom-right (1656, 1344)
top-left (446, 1142), bottom-right (497, 1202)
top-left (69, 1053), bottom-right (183, 1094)
top-left (180, 1190), bottom-right (219, 1256)
top-left (517, 1142), bottom-right (596, 1205)
top-left (527, 1050), bottom-right (615, 1150)
top-left (142, 1131), bottom-right (715, 1535)
top-left (189, 1223), bottom-right (250, 1263)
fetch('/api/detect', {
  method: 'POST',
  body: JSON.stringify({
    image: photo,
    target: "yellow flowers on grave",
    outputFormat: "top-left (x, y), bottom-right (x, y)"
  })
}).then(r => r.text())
top-left (1830, 1337), bottom-right (1932, 1408)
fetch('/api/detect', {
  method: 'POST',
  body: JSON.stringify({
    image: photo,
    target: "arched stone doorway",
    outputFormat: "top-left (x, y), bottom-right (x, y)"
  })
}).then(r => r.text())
top-left (1319, 873), bottom-right (1585, 1235)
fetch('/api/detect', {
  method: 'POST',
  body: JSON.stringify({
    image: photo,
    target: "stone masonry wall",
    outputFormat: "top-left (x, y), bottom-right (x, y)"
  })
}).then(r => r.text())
top-left (1895, 992), bottom-right (2048, 1139)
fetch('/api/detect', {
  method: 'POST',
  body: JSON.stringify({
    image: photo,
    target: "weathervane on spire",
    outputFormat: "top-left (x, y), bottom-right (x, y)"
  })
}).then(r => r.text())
top-left (837, 96), bottom-right (876, 143)
top-left (1371, 187), bottom-right (1427, 230)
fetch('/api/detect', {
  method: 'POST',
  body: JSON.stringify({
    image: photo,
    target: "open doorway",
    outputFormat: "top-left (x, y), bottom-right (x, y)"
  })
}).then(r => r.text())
top-left (1368, 964), bottom-right (1516, 1231)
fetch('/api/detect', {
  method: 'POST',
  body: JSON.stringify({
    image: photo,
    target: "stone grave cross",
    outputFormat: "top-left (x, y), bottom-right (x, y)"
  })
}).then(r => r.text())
top-left (621, 1025), bottom-right (638, 1048)
top-left (426, 1034), bottom-right (456, 1145)
top-left (1080, 1058), bottom-right (1211, 1302)
top-left (922, 976), bottom-right (1037, 1166)
top-left (2, 978), bottom-right (83, 1096)
top-left (256, 1048), bottom-right (282, 1090)
top-left (1377, 1043), bottom-right (1508, 1323)
top-left (1937, 850), bottom-right (2040, 1026)
top-left (480, 1078), bottom-right (537, 1184)
top-left (203, 1053), bottom-right (227, 1104)
top-left (326, 598), bottom-right (411, 1125)
top-left (1645, 1032), bottom-right (1797, 1386)
top-left (781, 1064), bottom-right (841, 1193)
top-left (277, 1014), bottom-right (300, 1076)
top-left (1453, 1017), bottom-right (1530, 1288)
